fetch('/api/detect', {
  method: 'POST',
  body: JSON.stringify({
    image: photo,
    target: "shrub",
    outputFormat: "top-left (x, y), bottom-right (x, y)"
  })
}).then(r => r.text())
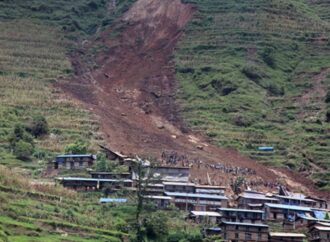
top-left (28, 115), bottom-right (49, 137)
top-left (261, 47), bottom-right (276, 68)
top-left (241, 65), bottom-right (265, 83)
top-left (65, 140), bottom-right (88, 154)
top-left (14, 140), bottom-right (34, 161)
top-left (325, 90), bottom-right (330, 103)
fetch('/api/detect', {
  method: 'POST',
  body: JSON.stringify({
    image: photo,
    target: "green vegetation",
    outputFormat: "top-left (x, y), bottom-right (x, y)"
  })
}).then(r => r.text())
top-left (0, 0), bottom-right (138, 170)
top-left (176, 0), bottom-right (330, 189)
top-left (0, 165), bottom-right (203, 242)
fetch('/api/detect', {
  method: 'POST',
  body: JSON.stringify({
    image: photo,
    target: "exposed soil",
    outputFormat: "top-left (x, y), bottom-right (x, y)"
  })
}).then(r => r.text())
top-left (59, 0), bottom-right (329, 198)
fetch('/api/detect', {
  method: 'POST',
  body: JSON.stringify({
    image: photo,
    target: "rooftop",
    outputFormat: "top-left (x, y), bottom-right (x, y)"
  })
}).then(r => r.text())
top-left (218, 208), bottom-right (264, 213)
top-left (240, 192), bottom-right (278, 201)
top-left (56, 154), bottom-right (96, 158)
top-left (221, 221), bottom-right (268, 228)
top-left (264, 203), bottom-right (312, 212)
top-left (99, 198), bottom-right (128, 203)
top-left (191, 211), bottom-right (221, 217)
top-left (56, 177), bottom-right (133, 182)
top-left (195, 185), bottom-right (226, 189)
top-left (269, 232), bottom-right (305, 238)
top-left (275, 195), bottom-right (316, 203)
top-left (164, 192), bottom-right (228, 200)
top-left (144, 195), bottom-right (172, 200)
top-left (314, 226), bottom-right (330, 232)
top-left (163, 182), bottom-right (195, 186)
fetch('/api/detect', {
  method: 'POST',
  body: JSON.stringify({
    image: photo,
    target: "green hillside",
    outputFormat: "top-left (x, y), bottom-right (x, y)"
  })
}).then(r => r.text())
top-left (0, 0), bottom-right (136, 170)
top-left (176, 0), bottom-right (330, 190)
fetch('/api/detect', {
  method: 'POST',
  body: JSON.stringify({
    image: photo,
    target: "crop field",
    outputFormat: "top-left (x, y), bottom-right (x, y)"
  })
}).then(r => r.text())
top-left (0, 20), bottom-right (103, 170)
top-left (176, 0), bottom-right (330, 190)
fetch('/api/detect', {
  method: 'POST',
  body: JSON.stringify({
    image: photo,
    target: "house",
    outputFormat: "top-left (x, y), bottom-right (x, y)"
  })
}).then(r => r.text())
top-left (142, 183), bottom-right (164, 195)
top-left (143, 195), bottom-right (172, 209)
top-left (90, 172), bottom-right (132, 179)
top-left (53, 154), bottom-right (96, 169)
top-left (237, 191), bottom-right (278, 209)
top-left (189, 211), bottom-right (221, 224)
top-left (99, 145), bottom-right (127, 162)
top-left (218, 208), bottom-right (264, 223)
top-left (275, 195), bottom-right (316, 207)
top-left (269, 232), bottom-right (305, 242)
top-left (164, 192), bottom-right (228, 211)
top-left (308, 226), bottom-right (330, 242)
top-left (150, 166), bottom-right (190, 182)
top-left (195, 185), bottom-right (226, 195)
top-left (220, 221), bottom-right (269, 242)
top-left (295, 211), bottom-right (330, 228)
top-left (163, 182), bottom-right (196, 193)
top-left (55, 177), bottom-right (133, 190)
top-left (264, 203), bottom-right (312, 221)
top-left (204, 227), bottom-right (221, 237)
top-left (306, 196), bottom-right (329, 209)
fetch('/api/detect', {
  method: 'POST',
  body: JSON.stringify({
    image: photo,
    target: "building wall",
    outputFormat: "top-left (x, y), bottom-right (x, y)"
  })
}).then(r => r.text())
top-left (222, 225), bottom-right (268, 242)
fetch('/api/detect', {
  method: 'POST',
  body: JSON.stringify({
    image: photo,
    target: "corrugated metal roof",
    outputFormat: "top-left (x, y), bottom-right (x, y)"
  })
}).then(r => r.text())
top-left (240, 192), bottom-right (278, 201)
top-left (265, 203), bottom-right (312, 211)
top-left (221, 221), bottom-right (268, 227)
top-left (56, 154), bottom-right (96, 158)
top-left (275, 195), bottom-right (316, 202)
top-left (100, 198), bottom-right (127, 203)
top-left (144, 195), bottom-right (172, 200)
top-left (269, 232), bottom-right (305, 238)
top-left (218, 208), bottom-right (264, 213)
top-left (314, 226), bottom-right (330, 231)
top-left (163, 182), bottom-right (195, 186)
top-left (191, 211), bottom-right (221, 217)
top-left (165, 192), bottom-right (228, 200)
top-left (56, 177), bottom-right (133, 182)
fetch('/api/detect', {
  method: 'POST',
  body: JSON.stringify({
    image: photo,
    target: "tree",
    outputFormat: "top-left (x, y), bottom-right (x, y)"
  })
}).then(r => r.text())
top-left (131, 156), bottom-right (155, 242)
top-left (8, 124), bottom-right (33, 148)
top-left (14, 140), bottom-right (34, 160)
top-left (65, 140), bottom-right (88, 154)
top-left (231, 176), bottom-right (245, 195)
top-left (144, 212), bottom-right (169, 241)
top-left (28, 115), bottom-right (48, 137)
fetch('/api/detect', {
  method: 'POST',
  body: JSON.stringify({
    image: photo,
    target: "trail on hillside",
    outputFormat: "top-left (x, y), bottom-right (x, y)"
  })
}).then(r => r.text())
top-left (60, 0), bottom-right (328, 197)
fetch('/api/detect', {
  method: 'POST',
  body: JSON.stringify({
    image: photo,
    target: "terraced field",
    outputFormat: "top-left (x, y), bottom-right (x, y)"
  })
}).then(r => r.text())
top-left (176, 0), bottom-right (330, 190)
top-left (0, 20), bottom-right (103, 170)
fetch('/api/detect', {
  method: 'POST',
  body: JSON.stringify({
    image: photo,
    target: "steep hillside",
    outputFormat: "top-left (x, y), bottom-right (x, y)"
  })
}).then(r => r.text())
top-left (0, 0), bottom-right (136, 170)
top-left (176, 0), bottom-right (330, 190)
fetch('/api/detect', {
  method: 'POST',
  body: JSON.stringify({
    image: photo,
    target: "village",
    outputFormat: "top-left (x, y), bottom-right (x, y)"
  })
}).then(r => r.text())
top-left (50, 149), bottom-right (330, 242)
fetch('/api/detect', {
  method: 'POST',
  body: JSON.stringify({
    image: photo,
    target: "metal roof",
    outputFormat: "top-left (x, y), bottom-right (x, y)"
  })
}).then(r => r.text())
top-left (221, 221), bottom-right (268, 228)
top-left (163, 182), bottom-right (195, 186)
top-left (165, 192), bottom-right (228, 200)
top-left (314, 226), bottom-right (330, 231)
top-left (191, 211), bottom-right (221, 217)
top-left (56, 177), bottom-right (133, 182)
top-left (264, 203), bottom-right (312, 211)
top-left (275, 195), bottom-right (316, 202)
top-left (269, 232), bottom-right (305, 238)
top-left (100, 198), bottom-right (127, 203)
top-left (144, 195), bottom-right (172, 200)
top-left (56, 154), bottom-right (96, 158)
top-left (218, 208), bottom-right (264, 213)
top-left (240, 192), bottom-right (278, 201)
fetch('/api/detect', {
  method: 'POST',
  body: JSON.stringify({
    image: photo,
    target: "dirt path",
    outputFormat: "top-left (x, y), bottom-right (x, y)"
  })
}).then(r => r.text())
top-left (59, 0), bottom-right (329, 198)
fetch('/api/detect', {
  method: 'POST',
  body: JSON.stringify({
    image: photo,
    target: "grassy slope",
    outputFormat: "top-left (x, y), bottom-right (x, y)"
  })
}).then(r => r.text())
top-left (176, 0), bottom-right (330, 190)
top-left (0, 0), bottom-right (135, 171)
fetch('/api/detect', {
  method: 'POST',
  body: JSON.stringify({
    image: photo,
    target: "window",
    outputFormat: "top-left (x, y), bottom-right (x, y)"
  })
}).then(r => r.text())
top-left (235, 233), bottom-right (239, 239)
top-left (245, 233), bottom-right (252, 240)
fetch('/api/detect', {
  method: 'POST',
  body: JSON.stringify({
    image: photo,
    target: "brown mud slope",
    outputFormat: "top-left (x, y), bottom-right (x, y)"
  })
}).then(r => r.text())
top-left (60, 0), bottom-right (328, 197)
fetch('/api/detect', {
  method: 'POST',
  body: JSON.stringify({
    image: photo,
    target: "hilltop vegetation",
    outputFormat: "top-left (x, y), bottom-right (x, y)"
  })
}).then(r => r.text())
top-left (176, 0), bottom-right (330, 190)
